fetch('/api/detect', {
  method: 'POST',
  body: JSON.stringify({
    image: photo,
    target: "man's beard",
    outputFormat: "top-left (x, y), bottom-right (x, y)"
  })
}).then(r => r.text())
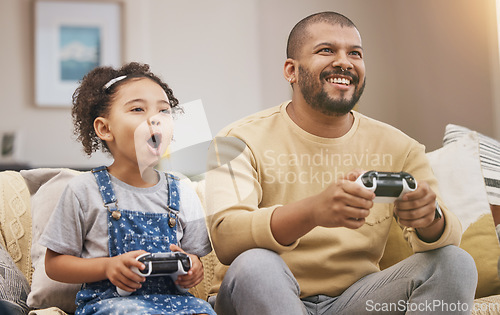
top-left (298, 65), bottom-right (365, 116)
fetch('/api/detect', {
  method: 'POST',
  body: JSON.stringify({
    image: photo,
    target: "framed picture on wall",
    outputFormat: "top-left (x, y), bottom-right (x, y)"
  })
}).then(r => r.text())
top-left (34, 0), bottom-right (122, 107)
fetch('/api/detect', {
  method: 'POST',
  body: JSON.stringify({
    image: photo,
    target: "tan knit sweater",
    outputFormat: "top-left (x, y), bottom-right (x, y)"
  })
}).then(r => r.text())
top-left (206, 101), bottom-right (461, 298)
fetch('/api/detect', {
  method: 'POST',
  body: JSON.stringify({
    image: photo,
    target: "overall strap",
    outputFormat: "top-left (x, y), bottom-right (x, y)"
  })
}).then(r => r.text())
top-left (167, 173), bottom-right (180, 211)
top-left (91, 166), bottom-right (118, 210)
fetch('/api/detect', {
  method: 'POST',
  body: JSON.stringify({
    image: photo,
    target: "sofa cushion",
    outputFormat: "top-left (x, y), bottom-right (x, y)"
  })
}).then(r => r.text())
top-left (460, 214), bottom-right (500, 299)
top-left (21, 168), bottom-right (81, 313)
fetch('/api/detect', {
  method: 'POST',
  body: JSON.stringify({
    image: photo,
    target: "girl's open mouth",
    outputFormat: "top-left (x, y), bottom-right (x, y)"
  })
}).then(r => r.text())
top-left (147, 133), bottom-right (163, 152)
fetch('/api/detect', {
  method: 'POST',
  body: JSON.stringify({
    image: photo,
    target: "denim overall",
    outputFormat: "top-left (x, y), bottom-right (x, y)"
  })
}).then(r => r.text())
top-left (74, 166), bottom-right (215, 315)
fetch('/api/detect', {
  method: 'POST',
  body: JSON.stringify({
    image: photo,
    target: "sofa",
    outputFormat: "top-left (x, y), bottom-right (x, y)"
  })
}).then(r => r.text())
top-left (1, 123), bottom-right (500, 314)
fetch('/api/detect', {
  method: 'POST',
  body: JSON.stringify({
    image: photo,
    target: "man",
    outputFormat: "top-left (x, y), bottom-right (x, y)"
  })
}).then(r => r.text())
top-left (206, 11), bottom-right (477, 314)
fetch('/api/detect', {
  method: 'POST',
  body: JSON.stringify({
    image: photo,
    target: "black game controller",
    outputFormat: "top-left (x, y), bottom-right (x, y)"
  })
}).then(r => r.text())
top-left (117, 252), bottom-right (192, 296)
top-left (355, 171), bottom-right (417, 203)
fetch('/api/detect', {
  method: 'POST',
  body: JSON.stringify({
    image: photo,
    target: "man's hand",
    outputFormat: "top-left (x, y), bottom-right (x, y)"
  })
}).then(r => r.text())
top-left (311, 170), bottom-right (375, 229)
top-left (394, 181), bottom-right (436, 228)
top-left (394, 181), bottom-right (444, 242)
top-left (271, 170), bottom-right (375, 246)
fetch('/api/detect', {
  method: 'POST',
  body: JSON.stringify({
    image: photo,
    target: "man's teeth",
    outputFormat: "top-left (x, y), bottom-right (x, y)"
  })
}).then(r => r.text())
top-left (327, 77), bottom-right (350, 85)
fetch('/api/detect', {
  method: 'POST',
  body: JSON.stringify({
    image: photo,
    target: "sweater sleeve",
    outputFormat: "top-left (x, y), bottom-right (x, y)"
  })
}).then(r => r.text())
top-left (206, 136), bottom-right (298, 265)
top-left (404, 206), bottom-right (462, 252)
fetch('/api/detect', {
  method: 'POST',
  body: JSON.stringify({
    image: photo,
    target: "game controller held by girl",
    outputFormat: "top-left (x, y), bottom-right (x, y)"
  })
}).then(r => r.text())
top-left (116, 252), bottom-right (192, 296)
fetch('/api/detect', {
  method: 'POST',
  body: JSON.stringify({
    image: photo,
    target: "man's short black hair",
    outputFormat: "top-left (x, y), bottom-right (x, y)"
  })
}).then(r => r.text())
top-left (286, 11), bottom-right (358, 59)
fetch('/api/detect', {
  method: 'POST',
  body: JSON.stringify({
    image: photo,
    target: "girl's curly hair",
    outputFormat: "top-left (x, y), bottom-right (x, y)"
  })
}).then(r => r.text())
top-left (71, 62), bottom-right (179, 156)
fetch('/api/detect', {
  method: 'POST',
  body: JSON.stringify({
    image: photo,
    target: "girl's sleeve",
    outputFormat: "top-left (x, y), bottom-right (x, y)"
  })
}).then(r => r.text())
top-left (177, 179), bottom-right (212, 257)
top-left (38, 182), bottom-right (85, 257)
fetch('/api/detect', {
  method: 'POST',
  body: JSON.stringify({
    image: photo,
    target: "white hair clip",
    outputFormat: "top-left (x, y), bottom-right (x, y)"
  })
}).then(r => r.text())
top-left (103, 75), bottom-right (127, 90)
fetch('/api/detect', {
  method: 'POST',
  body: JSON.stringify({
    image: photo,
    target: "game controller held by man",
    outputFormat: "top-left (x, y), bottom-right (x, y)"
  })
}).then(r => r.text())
top-left (354, 170), bottom-right (417, 203)
top-left (354, 170), bottom-right (443, 223)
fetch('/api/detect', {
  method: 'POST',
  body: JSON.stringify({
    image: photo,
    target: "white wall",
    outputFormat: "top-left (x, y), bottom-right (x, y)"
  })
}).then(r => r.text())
top-left (145, 0), bottom-right (263, 135)
top-left (0, 0), bottom-right (499, 169)
top-left (257, 0), bottom-right (499, 148)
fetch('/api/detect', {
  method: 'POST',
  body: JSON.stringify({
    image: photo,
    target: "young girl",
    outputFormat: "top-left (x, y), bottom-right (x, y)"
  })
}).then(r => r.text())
top-left (40, 62), bottom-right (216, 315)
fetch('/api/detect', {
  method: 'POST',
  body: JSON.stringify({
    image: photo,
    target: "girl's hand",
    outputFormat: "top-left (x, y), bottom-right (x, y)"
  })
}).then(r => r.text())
top-left (170, 244), bottom-right (204, 290)
top-left (105, 250), bottom-right (148, 294)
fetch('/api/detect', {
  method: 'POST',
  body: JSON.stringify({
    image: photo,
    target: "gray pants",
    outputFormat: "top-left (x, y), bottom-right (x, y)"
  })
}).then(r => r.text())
top-left (214, 246), bottom-right (477, 314)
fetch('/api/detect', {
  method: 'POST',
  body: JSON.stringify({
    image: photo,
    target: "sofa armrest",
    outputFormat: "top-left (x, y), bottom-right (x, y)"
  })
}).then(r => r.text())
top-left (0, 171), bottom-right (32, 284)
top-left (189, 251), bottom-right (217, 301)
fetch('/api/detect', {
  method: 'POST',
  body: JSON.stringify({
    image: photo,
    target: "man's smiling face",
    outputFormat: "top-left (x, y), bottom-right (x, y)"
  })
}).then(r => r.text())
top-left (295, 22), bottom-right (366, 116)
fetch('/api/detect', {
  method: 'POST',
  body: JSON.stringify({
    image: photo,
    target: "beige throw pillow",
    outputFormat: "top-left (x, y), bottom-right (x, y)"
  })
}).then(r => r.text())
top-left (21, 168), bottom-right (81, 313)
top-left (427, 131), bottom-right (490, 232)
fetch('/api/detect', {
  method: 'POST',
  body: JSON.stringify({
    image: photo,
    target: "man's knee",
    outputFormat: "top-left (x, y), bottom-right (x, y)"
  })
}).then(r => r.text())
top-left (423, 245), bottom-right (478, 282)
top-left (222, 248), bottom-right (300, 295)
top-left (216, 248), bottom-right (304, 314)
top-left (227, 248), bottom-right (286, 279)
top-left (433, 246), bottom-right (476, 269)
